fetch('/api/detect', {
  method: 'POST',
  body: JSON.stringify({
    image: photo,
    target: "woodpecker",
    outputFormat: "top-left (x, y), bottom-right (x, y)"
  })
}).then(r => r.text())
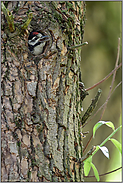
top-left (28, 31), bottom-right (50, 55)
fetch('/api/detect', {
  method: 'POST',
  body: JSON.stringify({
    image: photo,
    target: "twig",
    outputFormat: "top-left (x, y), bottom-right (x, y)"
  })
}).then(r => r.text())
top-left (83, 81), bottom-right (122, 128)
top-left (68, 42), bottom-right (88, 50)
top-left (83, 38), bottom-right (121, 153)
top-left (86, 62), bottom-right (122, 91)
top-left (84, 166), bottom-right (122, 178)
top-left (81, 89), bottom-right (102, 126)
top-left (99, 37), bottom-right (120, 120)
top-left (21, 12), bottom-right (33, 30)
top-left (83, 134), bottom-right (93, 154)
top-left (1, 2), bottom-right (15, 32)
top-left (111, 81), bottom-right (122, 95)
top-left (70, 146), bottom-right (96, 164)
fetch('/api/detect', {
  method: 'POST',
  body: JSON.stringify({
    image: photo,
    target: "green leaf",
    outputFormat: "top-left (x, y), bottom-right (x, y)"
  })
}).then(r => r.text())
top-left (98, 146), bottom-right (109, 159)
top-left (105, 121), bottom-right (115, 131)
top-left (93, 121), bottom-right (104, 138)
top-left (93, 121), bottom-right (115, 138)
top-left (92, 126), bottom-right (122, 158)
top-left (91, 163), bottom-right (100, 181)
top-left (84, 156), bottom-right (92, 176)
top-left (110, 138), bottom-right (122, 154)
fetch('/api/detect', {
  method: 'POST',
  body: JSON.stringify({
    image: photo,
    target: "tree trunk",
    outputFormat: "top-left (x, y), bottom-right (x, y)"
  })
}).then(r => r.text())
top-left (1, 1), bottom-right (86, 181)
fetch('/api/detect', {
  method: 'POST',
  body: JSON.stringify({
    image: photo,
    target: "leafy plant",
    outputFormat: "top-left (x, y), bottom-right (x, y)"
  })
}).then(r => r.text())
top-left (84, 121), bottom-right (122, 181)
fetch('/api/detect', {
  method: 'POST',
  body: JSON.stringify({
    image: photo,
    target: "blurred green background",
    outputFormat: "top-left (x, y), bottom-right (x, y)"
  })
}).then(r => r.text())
top-left (81, 1), bottom-right (122, 182)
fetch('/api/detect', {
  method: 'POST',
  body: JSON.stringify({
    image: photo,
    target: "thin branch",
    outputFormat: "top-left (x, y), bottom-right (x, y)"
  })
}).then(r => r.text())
top-left (81, 89), bottom-right (102, 126)
top-left (83, 38), bottom-right (121, 153)
top-left (86, 62), bottom-right (122, 91)
top-left (84, 166), bottom-right (122, 178)
top-left (70, 146), bottom-right (96, 164)
top-left (1, 2), bottom-right (15, 32)
top-left (111, 81), bottom-right (122, 95)
top-left (68, 42), bottom-right (88, 50)
top-left (21, 12), bottom-right (33, 30)
top-left (99, 37), bottom-right (120, 120)
top-left (83, 134), bottom-right (93, 153)
top-left (83, 81), bottom-right (122, 129)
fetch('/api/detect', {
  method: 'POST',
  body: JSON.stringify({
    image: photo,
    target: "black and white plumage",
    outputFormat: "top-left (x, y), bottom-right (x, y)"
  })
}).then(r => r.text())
top-left (28, 31), bottom-right (50, 55)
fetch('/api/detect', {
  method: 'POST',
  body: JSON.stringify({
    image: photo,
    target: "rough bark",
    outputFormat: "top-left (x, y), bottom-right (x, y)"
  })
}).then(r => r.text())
top-left (1, 1), bottom-right (86, 181)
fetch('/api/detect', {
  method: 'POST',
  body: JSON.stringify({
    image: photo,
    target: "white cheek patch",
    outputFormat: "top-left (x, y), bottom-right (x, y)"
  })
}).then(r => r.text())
top-left (28, 37), bottom-right (41, 46)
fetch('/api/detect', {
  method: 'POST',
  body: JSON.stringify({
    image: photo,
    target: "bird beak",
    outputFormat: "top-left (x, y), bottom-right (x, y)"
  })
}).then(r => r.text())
top-left (40, 35), bottom-right (50, 42)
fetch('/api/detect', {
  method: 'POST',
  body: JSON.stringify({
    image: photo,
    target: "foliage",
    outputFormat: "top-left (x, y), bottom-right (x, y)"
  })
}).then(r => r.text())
top-left (84, 121), bottom-right (122, 181)
top-left (82, 2), bottom-right (121, 181)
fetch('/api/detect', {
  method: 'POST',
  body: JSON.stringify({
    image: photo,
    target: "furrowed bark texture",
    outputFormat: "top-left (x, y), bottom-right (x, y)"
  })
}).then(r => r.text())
top-left (1, 1), bottom-right (86, 181)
